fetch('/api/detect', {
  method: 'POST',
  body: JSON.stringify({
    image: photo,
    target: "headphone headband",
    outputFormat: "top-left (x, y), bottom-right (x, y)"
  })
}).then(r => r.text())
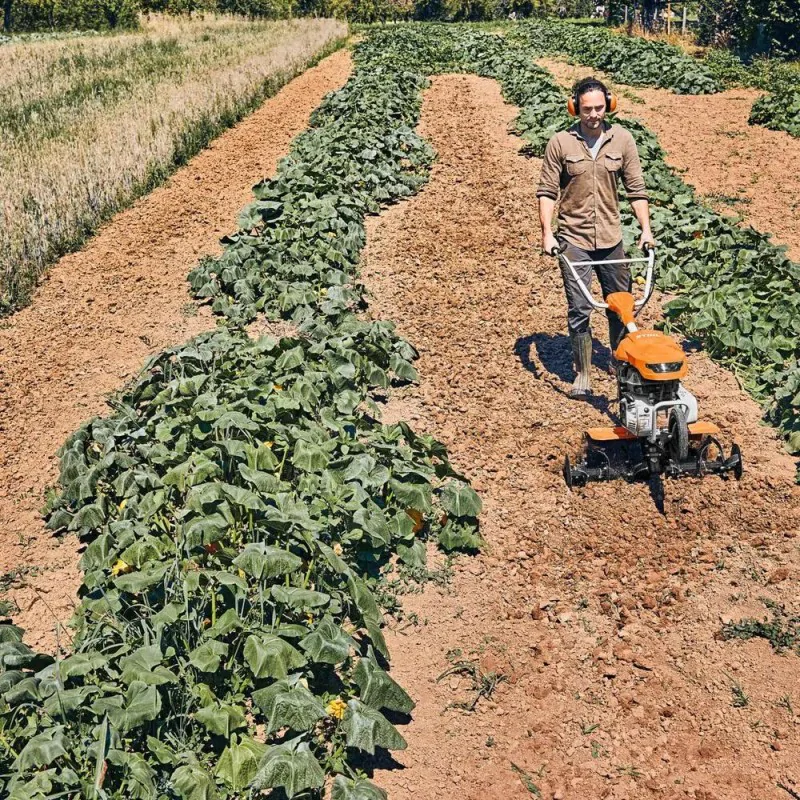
top-left (567, 78), bottom-right (617, 116)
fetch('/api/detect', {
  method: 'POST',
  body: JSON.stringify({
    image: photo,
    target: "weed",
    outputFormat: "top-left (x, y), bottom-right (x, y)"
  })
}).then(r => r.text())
top-left (591, 740), bottom-right (608, 759)
top-left (721, 600), bottom-right (800, 655)
top-left (437, 657), bottom-right (507, 712)
top-left (0, 566), bottom-right (38, 592)
top-left (731, 682), bottom-right (750, 708)
top-left (617, 764), bottom-right (643, 780)
top-left (0, 599), bottom-right (18, 617)
top-left (705, 193), bottom-right (751, 207)
top-left (510, 762), bottom-right (542, 797)
top-left (778, 695), bottom-right (794, 716)
top-left (580, 721), bottom-right (600, 735)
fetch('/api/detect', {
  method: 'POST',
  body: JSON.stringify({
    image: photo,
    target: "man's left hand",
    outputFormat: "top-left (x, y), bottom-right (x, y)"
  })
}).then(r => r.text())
top-left (638, 231), bottom-right (655, 250)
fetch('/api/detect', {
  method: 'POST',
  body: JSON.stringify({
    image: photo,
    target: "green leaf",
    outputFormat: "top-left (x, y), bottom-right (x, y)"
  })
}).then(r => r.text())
top-left (299, 616), bottom-right (353, 664)
top-left (233, 543), bottom-right (302, 580)
top-left (389, 478), bottom-right (431, 513)
top-left (14, 726), bottom-right (68, 771)
top-left (251, 737), bottom-right (325, 798)
top-left (438, 519), bottom-right (483, 552)
top-left (171, 761), bottom-right (218, 800)
top-left (107, 682), bottom-right (162, 733)
top-left (216, 735), bottom-right (267, 791)
top-left (332, 775), bottom-right (389, 800)
top-left (188, 639), bottom-right (229, 673)
top-left (115, 561), bottom-right (169, 593)
top-left (194, 702), bottom-right (246, 737)
top-left (341, 699), bottom-right (407, 754)
top-left (68, 502), bottom-right (105, 533)
top-left (120, 644), bottom-right (177, 686)
top-left (270, 585), bottom-right (331, 609)
top-left (244, 634), bottom-right (306, 679)
top-left (397, 539), bottom-right (426, 567)
top-left (353, 649), bottom-right (414, 713)
top-left (252, 675), bottom-right (326, 734)
top-left (440, 480), bottom-right (482, 518)
top-left (106, 749), bottom-right (157, 799)
top-left (292, 440), bottom-right (331, 472)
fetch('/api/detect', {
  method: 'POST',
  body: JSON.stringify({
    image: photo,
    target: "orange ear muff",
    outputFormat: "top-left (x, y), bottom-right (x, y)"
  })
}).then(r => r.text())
top-left (567, 96), bottom-right (578, 116)
top-left (607, 93), bottom-right (618, 113)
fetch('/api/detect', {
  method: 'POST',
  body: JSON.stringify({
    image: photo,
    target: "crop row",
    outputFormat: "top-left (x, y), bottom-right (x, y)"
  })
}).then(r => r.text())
top-left (703, 49), bottom-right (800, 138)
top-left (514, 20), bottom-right (800, 141)
top-left (512, 20), bottom-right (720, 95)
top-left (0, 28), bottom-right (485, 800)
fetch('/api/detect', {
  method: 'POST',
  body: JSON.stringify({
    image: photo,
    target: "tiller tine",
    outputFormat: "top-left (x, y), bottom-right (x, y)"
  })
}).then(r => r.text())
top-left (564, 433), bottom-right (743, 488)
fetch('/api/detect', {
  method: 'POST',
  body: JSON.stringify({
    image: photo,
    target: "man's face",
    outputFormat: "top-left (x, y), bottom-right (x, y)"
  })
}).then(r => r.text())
top-left (578, 88), bottom-right (606, 131)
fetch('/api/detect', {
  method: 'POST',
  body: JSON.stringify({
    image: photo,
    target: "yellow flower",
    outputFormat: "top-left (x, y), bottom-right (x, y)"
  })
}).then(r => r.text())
top-left (326, 697), bottom-right (347, 720)
top-left (238, 569), bottom-right (247, 580)
top-left (273, 384), bottom-right (283, 392)
top-left (118, 499), bottom-right (127, 511)
top-left (635, 275), bottom-right (646, 286)
top-left (262, 441), bottom-right (274, 449)
top-left (332, 542), bottom-right (343, 556)
top-left (306, 613), bottom-right (315, 626)
top-left (111, 559), bottom-right (132, 577)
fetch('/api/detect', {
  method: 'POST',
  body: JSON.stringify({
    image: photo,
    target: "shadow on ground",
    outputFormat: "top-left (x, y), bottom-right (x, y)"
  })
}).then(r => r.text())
top-left (514, 332), bottom-right (616, 417)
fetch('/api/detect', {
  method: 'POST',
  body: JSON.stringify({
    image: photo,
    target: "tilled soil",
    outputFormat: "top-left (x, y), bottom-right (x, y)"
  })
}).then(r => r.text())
top-left (538, 57), bottom-right (800, 261)
top-left (362, 74), bottom-right (800, 800)
top-left (0, 49), bottom-right (351, 652)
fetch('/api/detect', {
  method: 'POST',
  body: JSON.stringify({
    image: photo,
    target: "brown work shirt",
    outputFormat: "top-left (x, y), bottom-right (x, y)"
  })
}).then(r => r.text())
top-left (536, 122), bottom-right (648, 250)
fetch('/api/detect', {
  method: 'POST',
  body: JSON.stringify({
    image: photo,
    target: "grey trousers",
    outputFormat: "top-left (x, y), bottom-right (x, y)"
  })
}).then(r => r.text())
top-left (558, 237), bottom-right (631, 346)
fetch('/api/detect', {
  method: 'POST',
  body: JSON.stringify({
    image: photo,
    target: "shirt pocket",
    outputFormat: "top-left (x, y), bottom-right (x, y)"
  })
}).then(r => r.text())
top-left (565, 154), bottom-right (586, 176)
top-left (604, 151), bottom-right (623, 172)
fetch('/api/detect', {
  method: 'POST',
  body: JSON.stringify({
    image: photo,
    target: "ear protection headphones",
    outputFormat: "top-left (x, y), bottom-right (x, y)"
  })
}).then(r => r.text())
top-left (567, 78), bottom-right (617, 116)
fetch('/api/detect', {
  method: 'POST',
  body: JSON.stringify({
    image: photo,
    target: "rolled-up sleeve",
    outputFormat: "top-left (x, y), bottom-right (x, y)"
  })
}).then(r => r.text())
top-left (621, 134), bottom-right (648, 201)
top-left (536, 136), bottom-right (562, 200)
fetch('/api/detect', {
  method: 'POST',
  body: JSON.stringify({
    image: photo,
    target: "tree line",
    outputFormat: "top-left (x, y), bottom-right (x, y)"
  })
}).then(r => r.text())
top-left (3, 0), bottom-right (798, 59)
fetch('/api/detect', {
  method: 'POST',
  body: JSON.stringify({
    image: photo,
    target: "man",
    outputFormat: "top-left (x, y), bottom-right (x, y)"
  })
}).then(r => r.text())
top-left (537, 76), bottom-right (654, 398)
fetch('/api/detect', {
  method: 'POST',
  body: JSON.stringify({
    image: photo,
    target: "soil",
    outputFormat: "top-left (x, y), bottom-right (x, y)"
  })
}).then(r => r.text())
top-left (361, 74), bottom-right (800, 800)
top-left (0, 49), bottom-right (352, 653)
top-left (538, 57), bottom-right (800, 261)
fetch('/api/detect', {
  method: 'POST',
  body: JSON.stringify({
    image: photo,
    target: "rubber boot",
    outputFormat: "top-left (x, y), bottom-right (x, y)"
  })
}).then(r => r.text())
top-left (569, 331), bottom-right (592, 398)
top-left (607, 313), bottom-right (625, 376)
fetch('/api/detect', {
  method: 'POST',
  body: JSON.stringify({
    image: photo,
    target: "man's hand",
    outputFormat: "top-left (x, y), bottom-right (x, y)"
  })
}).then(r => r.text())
top-left (542, 231), bottom-right (560, 256)
top-left (637, 231), bottom-right (655, 250)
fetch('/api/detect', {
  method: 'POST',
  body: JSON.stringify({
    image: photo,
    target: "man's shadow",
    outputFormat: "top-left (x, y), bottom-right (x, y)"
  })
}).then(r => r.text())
top-left (514, 332), bottom-right (616, 419)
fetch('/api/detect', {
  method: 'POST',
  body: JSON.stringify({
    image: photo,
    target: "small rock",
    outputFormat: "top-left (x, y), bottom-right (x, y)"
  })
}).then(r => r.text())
top-left (633, 657), bottom-right (654, 671)
top-left (767, 567), bottom-right (789, 584)
top-left (772, 741), bottom-right (783, 751)
top-left (613, 644), bottom-right (634, 662)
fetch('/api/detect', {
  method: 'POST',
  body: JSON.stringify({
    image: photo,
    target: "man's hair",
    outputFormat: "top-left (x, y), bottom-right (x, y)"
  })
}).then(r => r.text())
top-left (573, 76), bottom-right (609, 105)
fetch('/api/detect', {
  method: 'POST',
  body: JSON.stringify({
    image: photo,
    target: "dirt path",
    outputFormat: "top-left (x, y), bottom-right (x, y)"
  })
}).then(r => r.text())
top-left (0, 49), bottom-right (351, 652)
top-left (538, 57), bottom-right (800, 261)
top-left (363, 74), bottom-right (800, 800)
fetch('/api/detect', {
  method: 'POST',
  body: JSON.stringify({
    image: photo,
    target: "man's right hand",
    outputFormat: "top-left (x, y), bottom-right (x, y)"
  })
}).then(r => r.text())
top-left (542, 232), bottom-right (559, 256)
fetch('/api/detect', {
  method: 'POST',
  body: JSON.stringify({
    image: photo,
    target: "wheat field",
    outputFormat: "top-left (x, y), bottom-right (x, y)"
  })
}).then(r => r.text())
top-left (0, 15), bottom-right (347, 312)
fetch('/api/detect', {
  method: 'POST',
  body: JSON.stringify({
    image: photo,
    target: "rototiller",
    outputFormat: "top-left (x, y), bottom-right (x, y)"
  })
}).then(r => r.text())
top-left (552, 244), bottom-right (743, 487)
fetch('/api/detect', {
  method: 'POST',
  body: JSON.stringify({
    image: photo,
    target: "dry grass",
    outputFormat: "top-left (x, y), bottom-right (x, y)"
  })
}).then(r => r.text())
top-left (0, 14), bottom-right (347, 312)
